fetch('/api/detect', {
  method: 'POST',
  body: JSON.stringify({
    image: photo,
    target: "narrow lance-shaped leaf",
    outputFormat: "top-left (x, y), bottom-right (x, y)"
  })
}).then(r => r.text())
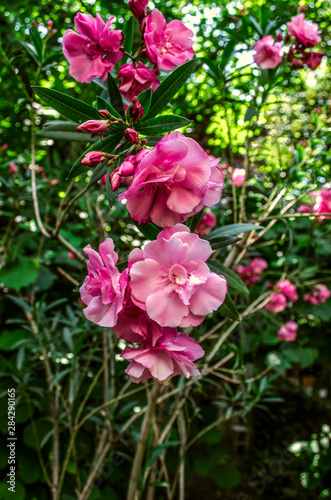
top-left (97, 96), bottom-right (122, 119)
top-left (131, 219), bottom-right (161, 240)
top-left (30, 26), bottom-right (43, 61)
top-left (208, 260), bottom-right (249, 295)
top-left (67, 133), bottom-right (123, 179)
top-left (205, 223), bottom-right (263, 240)
top-left (107, 73), bottom-right (125, 119)
top-left (123, 16), bottom-right (134, 55)
top-left (33, 86), bottom-right (100, 124)
top-left (38, 121), bottom-right (98, 143)
top-left (145, 58), bottom-right (200, 120)
top-left (136, 115), bottom-right (191, 135)
top-left (219, 293), bottom-right (240, 322)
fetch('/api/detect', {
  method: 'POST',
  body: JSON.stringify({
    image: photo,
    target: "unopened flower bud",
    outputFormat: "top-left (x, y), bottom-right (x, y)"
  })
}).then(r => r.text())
top-left (118, 158), bottom-right (135, 177)
top-left (129, 0), bottom-right (148, 22)
top-left (81, 151), bottom-right (108, 166)
top-left (77, 120), bottom-right (110, 139)
top-left (98, 109), bottom-right (112, 120)
top-left (276, 33), bottom-right (282, 42)
top-left (130, 97), bottom-right (144, 121)
top-left (52, 29), bottom-right (57, 35)
top-left (124, 128), bottom-right (139, 144)
top-left (299, 141), bottom-right (308, 147)
top-left (314, 108), bottom-right (322, 114)
top-left (32, 21), bottom-right (39, 28)
top-left (297, 5), bottom-right (308, 12)
top-left (110, 168), bottom-right (124, 191)
top-left (9, 163), bottom-right (17, 174)
top-left (50, 179), bottom-right (59, 185)
top-left (47, 20), bottom-right (53, 29)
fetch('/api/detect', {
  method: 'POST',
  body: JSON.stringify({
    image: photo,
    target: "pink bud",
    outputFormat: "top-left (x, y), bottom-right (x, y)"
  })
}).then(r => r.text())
top-left (81, 151), bottom-right (108, 166)
top-left (42, 172), bottom-right (47, 179)
top-left (306, 52), bottom-right (324, 70)
top-left (98, 109), bottom-right (112, 120)
top-left (47, 20), bottom-right (53, 29)
top-left (297, 5), bottom-right (308, 12)
top-left (299, 141), bottom-right (308, 147)
top-left (99, 174), bottom-right (107, 186)
top-left (36, 166), bottom-right (44, 173)
top-left (276, 33), bottom-right (282, 42)
top-left (0, 144), bottom-right (8, 151)
top-left (118, 159), bottom-right (135, 177)
top-left (50, 179), bottom-right (59, 185)
top-left (32, 21), bottom-right (39, 28)
top-left (129, 97), bottom-right (144, 121)
top-left (52, 29), bottom-right (57, 35)
top-left (68, 252), bottom-right (75, 259)
top-left (77, 120), bottom-right (110, 139)
top-left (9, 163), bottom-right (17, 174)
top-left (129, 0), bottom-right (148, 22)
top-left (124, 128), bottom-right (139, 144)
top-left (231, 168), bottom-right (246, 187)
top-left (110, 168), bottom-right (124, 191)
top-left (314, 108), bottom-right (322, 114)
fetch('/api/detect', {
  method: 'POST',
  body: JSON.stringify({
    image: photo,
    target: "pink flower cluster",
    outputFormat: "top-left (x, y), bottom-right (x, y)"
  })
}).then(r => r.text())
top-left (266, 279), bottom-right (298, 313)
top-left (195, 212), bottom-right (217, 237)
top-left (118, 132), bottom-right (224, 227)
top-left (253, 13), bottom-right (323, 72)
top-left (304, 284), bottom-right (331, 305)
top-left (277, 321), bottom-right (298, 342)
top-left (80, 225), bottom-right (227, 383)
top-left (265, 279), bottom-right (298, 313)
top-left (235, 258), bottom-right (268, 286)
top-left (298, 188), bottom-right (331, 221)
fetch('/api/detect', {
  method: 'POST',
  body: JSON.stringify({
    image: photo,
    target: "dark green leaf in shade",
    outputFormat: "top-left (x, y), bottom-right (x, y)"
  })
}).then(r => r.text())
top-left (123, 16), bottom-right (134, 55)
top-left (136, 114), bottom-right (191, 135)
top-left (97, 96), bottom-right (122, 119)
top-left (37, 120), bottom-right (98, 143)
top-left (32, 87), bottom-right (100, 124)
top-left (208, 259), bottom-right (249, 294)
top-left (200, 57), bottom-right (220, 82)
top-left (107, 73), bottom-right (125, 119)
top-left (218, 293), bottom-right (241, 321)
top-left (210, 236), bottom-right (241, 249)
top-left (30, 26), bottom-right (43, 60)
top-left (220, 39), bottom-right (237, 71)
top-left (145, 59), bottom-right (200, 119)
top-left (205, 223), bottom-right (263, 240)
top-left (244, 107), bottom-right (259, 122)
top-left (130, 219), bottom-right (162, 240)
top-left (0, 258), bottom-right (39, 291)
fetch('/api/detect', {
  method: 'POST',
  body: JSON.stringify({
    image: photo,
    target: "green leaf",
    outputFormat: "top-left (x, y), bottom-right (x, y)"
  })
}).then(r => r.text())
top-left (187, 212), bottom-right (202, 232)
top-left (208, 260), bottom-right (249, 294)
top-left (200, 57), bottom-right (220, 81)
top-left (145, 59), bottom-right (200, 120)
top-left (136, 114), bottom-right (191, 135)
top-left (247, 15), bottom-right (263, 36)
top-left (0, 330), bottom-right (29, 351)
top-left (137, 88), bottom-right (152, 116)
top-left (30, 26), bottom-right (43, 60)
top-left (0, 258), bottom-right (39, 291)
top-left (15, 38), bottom-right (39, 65)
top-left (67, 133), bottom-right (123, 178)
top-left (107, 73), bottom-right (125, 119)
top-left (220, 39), bottom-right (237, 71)
top-left (244, 107), bottom-right (259, 122)
top-left (205, 223), bottom-right (263, 240)
top-left (33, 87), bottom-right (99, 124)
top-left (87, 161), bottom-right (108, 186)
top-left (260, 4), bottom-right (268, 32)
top-left (38, 120), bottom-right (98, 143)
top-left (123, 16), bottom-right (134, 55)
top-left (213, 464), bottom-right (240, 489)
top-left (97, 96), bottom-right (122, 119)
top-left (210, 236), bottom-right (241, 249)
top-left (131, 219), bottom-right (161, 240)
top-left (219, 293), bottom-right (240, 322)
top-left (147, 441), bottom-right (181, 467)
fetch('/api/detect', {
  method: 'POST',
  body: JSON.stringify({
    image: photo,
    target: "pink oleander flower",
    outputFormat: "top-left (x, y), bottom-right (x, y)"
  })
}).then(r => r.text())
top-left (118, 132), bottom-right (223, 227)
top-left (277, 279), bottom-right (298, 302)
top-left (304, 284), bottom-right (331, 305)
top-left (9, 163), bottom-right (17, 174)
top-left (62, 13), bottom-right (123, 83)
top-left (306, 51), bottom-right (324, 70)
top-left (128, 224), bottom-right (227, 328)
top-left (77, 120), bottom-right (110, 139)
top-left (231, 168), bottom-right (246, 187)
top-left (124, 128), bottom-right (140, 144)
top-left (129, 0), bottom-right (148, 22)
top-left (298, 204), bottom-right (312, 213)
top-left (195, 212), bottom-right (217, 237)
top-left (144, 9), bottom-right (194, 71)
top-left (80, 238), bottom-right (128, 327)
top-left (235, 265), bottom-right (258, 286)
top-left (265, 293), bottom-right (288, 313)
top-left (122, 328), bottom-right (204, 383)
top-left (312, 188), bottom-right (331, 221)
top-left (277, 321), bottom-right (298, 342)
top-left (250, 258), bottom-right (268, 275)
top-left (82, 151), bottom-right (108, 166)
top-left (253, 36), bottom-right (284, 69)
top-left (117, 62), bottom-right (160, 103)
top-left (287, 14), bottom-right (322, 47)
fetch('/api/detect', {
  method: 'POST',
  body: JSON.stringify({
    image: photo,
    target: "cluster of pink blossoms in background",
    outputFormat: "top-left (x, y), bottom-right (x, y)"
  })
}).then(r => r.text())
top-left (277, 321), bottom-right (299, 342)
top-left (297, 187), bottom-right (331, 222)
top-left (254, 11), bottom-right (324, 71)
top-left (62, 2), bottom-right (194, 103)
top-left (80, 224), bottom-right (227, 383)
top-left (266, 279), bottom-right (298, 313)
top-left (304, 284), bottom-right (331, 305)
top-left (235, 258), bottom-right (268, 286)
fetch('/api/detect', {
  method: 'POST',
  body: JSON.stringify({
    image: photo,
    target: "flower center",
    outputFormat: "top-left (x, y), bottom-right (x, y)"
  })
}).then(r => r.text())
top-left (169, 264), bottom-right (188, 285)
